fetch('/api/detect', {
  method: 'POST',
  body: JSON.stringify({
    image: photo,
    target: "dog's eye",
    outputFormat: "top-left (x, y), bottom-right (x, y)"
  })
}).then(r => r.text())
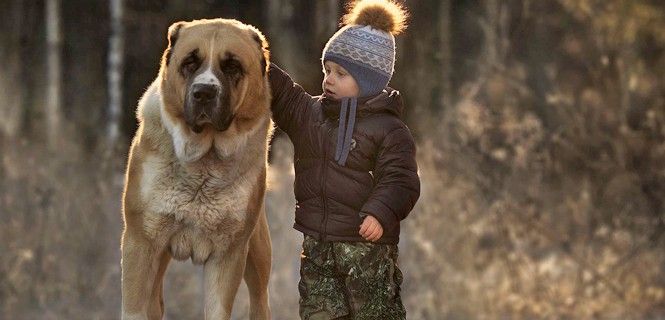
top-left (221, 59), bottom-right (243, 76)
top-left (182, 59), bottom-right (199, 75)
top-left (180, 54), bottom-right (201, 76)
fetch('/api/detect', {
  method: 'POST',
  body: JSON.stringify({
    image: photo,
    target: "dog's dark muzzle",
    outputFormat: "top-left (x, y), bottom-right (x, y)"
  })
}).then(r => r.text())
top-left (185, 83), bottom-right (234, 133)
top-left (192, 83), bottom-right (218, 105)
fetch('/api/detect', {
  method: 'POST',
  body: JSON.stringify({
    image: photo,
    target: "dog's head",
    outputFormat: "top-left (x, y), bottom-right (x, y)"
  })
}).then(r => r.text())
top-left (158, 19), bottom-right (270, 134)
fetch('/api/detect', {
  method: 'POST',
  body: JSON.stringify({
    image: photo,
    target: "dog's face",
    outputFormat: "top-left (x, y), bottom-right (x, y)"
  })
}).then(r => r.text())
top-left (159, 19), bottom-right (269, 134)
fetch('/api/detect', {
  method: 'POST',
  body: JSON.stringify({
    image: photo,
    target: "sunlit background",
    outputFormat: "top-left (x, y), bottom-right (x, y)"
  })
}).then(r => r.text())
top-left (2, 0), bottom-right (665, 319)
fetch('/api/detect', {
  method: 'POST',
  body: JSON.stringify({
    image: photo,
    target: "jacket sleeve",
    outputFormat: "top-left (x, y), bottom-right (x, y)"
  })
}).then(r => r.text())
top-left (360, 126), bottom-right (421, 230)
top-left (268, 62), bottom-right (314, 137)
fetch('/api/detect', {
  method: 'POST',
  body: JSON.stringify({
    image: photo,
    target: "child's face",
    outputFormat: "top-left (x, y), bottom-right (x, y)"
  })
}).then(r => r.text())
top-left (322, 61), bottom-right (359, 100)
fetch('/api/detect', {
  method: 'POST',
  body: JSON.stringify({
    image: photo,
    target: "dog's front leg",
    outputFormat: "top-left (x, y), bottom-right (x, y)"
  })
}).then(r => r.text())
top-left (244, 212), bottom-right (272, 320)
top-left (203, 244), bottom-right (249, 319)
top-left (121, 232), bottom-right (168, 320)
top-left (146, 250), bottom-right (171, 320)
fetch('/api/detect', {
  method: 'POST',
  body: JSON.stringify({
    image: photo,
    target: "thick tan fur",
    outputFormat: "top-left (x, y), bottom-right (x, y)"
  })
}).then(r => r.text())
top-left (121, 18), bottom-right (273, 320)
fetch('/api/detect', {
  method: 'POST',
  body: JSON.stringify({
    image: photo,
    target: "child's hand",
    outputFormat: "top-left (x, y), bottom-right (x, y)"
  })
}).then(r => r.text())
top-left (359, 215), bottom-right (383, 242)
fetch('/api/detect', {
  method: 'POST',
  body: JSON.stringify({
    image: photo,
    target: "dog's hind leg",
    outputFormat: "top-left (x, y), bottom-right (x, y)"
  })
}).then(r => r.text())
top-left (203, 244), bottom-right (249, 320)
top-left (244, 211), bottom-right (272, 320)
top-left (121, 232), bottom-right (166, 320)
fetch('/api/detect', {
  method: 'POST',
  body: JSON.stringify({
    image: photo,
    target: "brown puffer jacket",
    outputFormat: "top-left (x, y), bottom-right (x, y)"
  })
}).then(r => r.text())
top-left (269, 63), bottom-right (420, 244)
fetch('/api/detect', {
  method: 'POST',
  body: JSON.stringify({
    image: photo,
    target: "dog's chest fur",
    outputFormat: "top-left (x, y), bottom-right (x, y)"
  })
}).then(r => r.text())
top-left (140, 151), bottom-right (259, 261)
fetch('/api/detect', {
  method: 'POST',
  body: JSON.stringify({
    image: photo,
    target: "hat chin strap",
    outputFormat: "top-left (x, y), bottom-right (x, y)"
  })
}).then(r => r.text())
top-left (334, 97), bottom-right (358, 166)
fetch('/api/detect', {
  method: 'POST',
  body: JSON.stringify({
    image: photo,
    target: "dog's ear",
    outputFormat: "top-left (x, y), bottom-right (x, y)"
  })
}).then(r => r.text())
top-left (248, 28), bottom-right (269, 76)
top-left (163, 21), bottom-right (185, 66)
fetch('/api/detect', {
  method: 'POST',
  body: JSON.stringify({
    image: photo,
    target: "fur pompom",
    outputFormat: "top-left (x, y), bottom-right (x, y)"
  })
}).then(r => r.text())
top-left (342, 0), bottom-right (408, 35)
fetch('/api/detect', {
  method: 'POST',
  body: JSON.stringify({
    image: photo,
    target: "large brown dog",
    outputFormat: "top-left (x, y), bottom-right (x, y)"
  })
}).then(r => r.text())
top-left (121, 19), bottom-right (272, 320)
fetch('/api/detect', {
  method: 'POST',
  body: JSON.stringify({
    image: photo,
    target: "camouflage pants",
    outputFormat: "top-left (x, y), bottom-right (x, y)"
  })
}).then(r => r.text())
top-left (298, 235), bottom-right (406, 320)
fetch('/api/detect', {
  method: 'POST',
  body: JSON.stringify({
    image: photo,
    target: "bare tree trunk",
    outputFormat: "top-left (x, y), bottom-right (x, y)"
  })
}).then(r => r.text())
top-left (525, 1), bottom-right (556, 130)
top-left (438, 0), bottom-right (453, 113)
top-left (314, 0), bottom-right (340, 45)
top-left (396, 0), bottom-right (440, 129)
top-left (107, 0), bottom-right (124, 147)
top-left (479, 0), bottom-right (509, 74)
top-left (45, 0), bottom-right (62, 149)
top-left (0, 0), bottom-right (25, 138)
top-left (265, 0), bottom-right (299, 72)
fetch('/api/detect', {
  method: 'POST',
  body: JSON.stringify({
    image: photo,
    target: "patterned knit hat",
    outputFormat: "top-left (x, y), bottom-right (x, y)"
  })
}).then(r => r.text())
top-left (322, 0), bottom-right (408, 98)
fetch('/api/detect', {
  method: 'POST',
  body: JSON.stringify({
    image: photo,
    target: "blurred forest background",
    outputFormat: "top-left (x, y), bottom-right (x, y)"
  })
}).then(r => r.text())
top-left (1, 0), bottom-right (665, 319)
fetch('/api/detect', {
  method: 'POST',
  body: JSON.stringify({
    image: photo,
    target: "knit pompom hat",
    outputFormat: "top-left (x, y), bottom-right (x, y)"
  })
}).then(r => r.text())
top-left (322, 0), bottom-right (408, 98)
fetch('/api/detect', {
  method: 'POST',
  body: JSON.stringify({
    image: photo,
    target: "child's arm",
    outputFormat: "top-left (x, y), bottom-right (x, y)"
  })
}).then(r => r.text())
top-left (360, 126), bottom-right (420, 234)
top-left (268, 63), bottom-right (314, 137)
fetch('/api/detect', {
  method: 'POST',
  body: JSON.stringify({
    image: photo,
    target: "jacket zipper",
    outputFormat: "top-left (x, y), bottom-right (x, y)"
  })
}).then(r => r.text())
top-left (319, 121), bottom-right (335, 242)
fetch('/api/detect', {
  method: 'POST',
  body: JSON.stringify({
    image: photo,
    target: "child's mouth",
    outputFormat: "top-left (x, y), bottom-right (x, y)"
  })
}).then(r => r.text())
top-left (325, 89), bottom-right (335, 97)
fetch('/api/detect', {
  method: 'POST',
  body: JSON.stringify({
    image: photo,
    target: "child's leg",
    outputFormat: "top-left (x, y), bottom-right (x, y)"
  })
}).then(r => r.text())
top-left (333, 241), bottom-right (406, 320)
top-left (299, 235), bottom-right (351, 320)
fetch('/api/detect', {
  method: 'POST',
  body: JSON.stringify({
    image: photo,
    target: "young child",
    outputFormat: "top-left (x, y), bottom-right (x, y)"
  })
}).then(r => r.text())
top-left (269, 1), bottom-right (419, 318)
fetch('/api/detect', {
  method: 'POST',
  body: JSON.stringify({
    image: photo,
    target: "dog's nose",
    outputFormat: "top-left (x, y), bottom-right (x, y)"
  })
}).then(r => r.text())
top-left (191, 84), bottom-right (218, 103)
